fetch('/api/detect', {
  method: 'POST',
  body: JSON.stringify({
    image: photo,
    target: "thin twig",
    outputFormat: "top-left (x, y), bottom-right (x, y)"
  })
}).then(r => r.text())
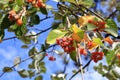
top-left (3, 26), bottom-right (52, 41)
top-left (0, 44), bottom-right (56, 78)
top-left (58, 3), bottom-right (78, 19)
top-left (77, 48), bottom-right (84, 80)
top-left (69, 60), bottom-right (92, 80)
top-left (106, 10), bottom-right (118, 20)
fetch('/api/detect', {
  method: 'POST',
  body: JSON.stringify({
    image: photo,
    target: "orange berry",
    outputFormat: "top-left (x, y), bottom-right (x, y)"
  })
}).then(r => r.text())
top-left (0, 40), bottom-right (2, 43)
top-left (27, 0), bottom-right (33, 2)
top-left (117, 54), bottom-right (120, 60)
top-left (16, 19), bottom-right (23, 26)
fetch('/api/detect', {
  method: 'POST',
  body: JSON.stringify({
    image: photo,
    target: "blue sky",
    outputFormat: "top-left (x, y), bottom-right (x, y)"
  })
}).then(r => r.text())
top-left (0, 0), bottom-right (113, 80)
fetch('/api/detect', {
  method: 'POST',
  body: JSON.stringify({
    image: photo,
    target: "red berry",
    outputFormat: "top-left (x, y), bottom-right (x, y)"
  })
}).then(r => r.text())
top-left (62, 37), bottom-right (67, 42)
top-left (49, 56), bottom-right (56, 61)
top-left (45, 53), bottom-right (48, 56)
top-left (56, 38), bottom-right (60, 45)
top-left (79, 48), bottom-right (87, 56)
top-left (88, 20), bottom-right (92, 23)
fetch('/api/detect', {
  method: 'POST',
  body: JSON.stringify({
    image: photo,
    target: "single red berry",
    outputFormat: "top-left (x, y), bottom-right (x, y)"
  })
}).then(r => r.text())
top-left (45, 53), bottom-right (48, 56)
top-left (62, 37), bottom-right (67, 42)
top-left (64, 47), bottom-right (70, 53)
top-left (79, 48), bottom-right (87, 56)
top-left (56, 38), bottom-right (60, 45)
top-left (49, 56), bottom-right (56, 61)
top-left (88, 20), bottom-right (92, 23)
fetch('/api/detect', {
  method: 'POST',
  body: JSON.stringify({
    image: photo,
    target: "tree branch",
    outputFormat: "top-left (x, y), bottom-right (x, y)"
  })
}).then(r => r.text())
top-left (3, 26), bottom-right (52, 41)
top-left (0, 44), bottom-right (56, 78)
top-left (69, 60), bottom-right (92, 80)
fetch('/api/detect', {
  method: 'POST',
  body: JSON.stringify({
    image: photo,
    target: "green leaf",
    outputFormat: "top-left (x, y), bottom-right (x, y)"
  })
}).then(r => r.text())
top-left (18, 69), bottom-right (29, 78)
top-left (34, 52), bottom-right (45, 61)
top-left (29, 47), bottom-right (38, 59)
top-left (21, 45), bottom-right (29, 49)
top-left (16, 0), bottom-right (23, 6)
top-left (70, 41), bottom-right (77, 62)
top-left (80, 0), bottom-right (95, 7)
top-left (28, 60), bottom-right (35, 69)
top-left (87, 23), bottom-right (96, 30)
top-left (3, 67), bottom-right (13, 72)
top-left (51, 22), bottom-right (61, 29)
top-left (47, 29), bottom-right (67, 44)
top-left (35, 75), bottom-right (43, 80)
top-left (0, 14), bottom-right (15, 30)
top-left (30, 14), bottom-right (40, 25)
top-left (106, 50), bottom-right (115, 65)
top-left (28, 70), bottom-right (35, 78)
top-left (116, 2), bottom-right (120, 10)
top-left (0, 30), bottom-right (4, 40)
top-left (40, 7), bottom-right (48, 15)
top-left (14, 56), bottom-right (21, 69)
top-left (105, 19), bottom-right (118, 37)
top-left (93, 38), bottom-right (103, 46)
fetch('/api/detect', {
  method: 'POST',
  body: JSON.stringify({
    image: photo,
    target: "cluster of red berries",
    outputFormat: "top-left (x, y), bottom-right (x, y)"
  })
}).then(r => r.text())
top-left (45, 53), bottom-right (56, 61)
top-left (91, 51), bottom-right (104, 63)
top-left (88, 20), bottom-right (106, 31)
top-left (8, 10), bottom-right (22, 26)
top-left (27, 0), bottom-right (45, 8)
top-left (56, 37), bottom-right (75, 53)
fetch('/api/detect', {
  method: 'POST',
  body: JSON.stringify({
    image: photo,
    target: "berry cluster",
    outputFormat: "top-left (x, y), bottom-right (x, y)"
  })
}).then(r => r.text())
top-left (8, 10), bottom-right (22, 26)
top-left (26, 0), bottom-right (45, 8)
top-left (91, 51), bottom-right (104, 63)
top-left (88, 20), bottom-right (106, 31)
top-left (56, 37), bottom-right (75, 53)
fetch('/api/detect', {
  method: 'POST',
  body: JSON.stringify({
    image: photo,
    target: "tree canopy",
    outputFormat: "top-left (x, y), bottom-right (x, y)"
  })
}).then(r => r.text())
top-left (0, 0), bottom-right (120, 80)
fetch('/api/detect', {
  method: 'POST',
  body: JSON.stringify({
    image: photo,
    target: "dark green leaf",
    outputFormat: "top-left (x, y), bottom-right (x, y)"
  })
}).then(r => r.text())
top-left (51, 22), bottom-right (61, 29)
top-left (0, 30), bottom-right (4, 40)
top-left (40, 7), bottom-right (48, 15)
top-left (0, 14), bottom-right (15, 30)
top-left (28, 60), bottom-right (35, 69)
top-left (30, 14), bottom-right (40, 25)
top-left (3, 67), bottom-right (13, 72)
top-left (35, 75), bottom-right (43, 80)
top-left (18, 69), bottom-right (29, 78)
top-left (28, 70), bottom-right (35, 78)
top-left (29, 47), bottom-right (38, 59)
top-left (21, 45), bottom-right (29, 49)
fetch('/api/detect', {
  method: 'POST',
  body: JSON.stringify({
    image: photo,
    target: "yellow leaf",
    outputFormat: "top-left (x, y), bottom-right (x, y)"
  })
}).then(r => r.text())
top-left (71, 24), bottom-right (84, 42)
top-left (87, 41), bottom-right (99, 50)
top-left (78, 15), bottom-right (95, 27)
top-left (72, 33), bottom-right (81, 42)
